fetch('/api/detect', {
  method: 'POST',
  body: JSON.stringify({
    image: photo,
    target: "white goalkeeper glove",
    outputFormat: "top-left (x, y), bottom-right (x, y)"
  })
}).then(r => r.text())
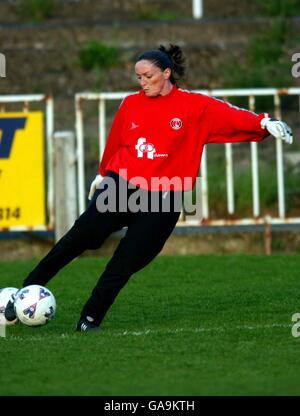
top-left (88, 174), bottom-right (103, 200)
top-left (261, 116), bottom-right (293, 144)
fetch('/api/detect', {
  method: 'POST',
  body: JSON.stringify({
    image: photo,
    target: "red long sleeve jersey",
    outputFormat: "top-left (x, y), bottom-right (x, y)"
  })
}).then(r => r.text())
top-left (99, 86), bottom-right (269, 191)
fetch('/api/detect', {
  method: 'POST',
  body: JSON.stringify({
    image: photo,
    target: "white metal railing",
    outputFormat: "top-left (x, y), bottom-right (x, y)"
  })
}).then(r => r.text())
top-left (75, 88), bottom-right (300, 226)
top-left (192, 0), bottom-right (203, 19)
top-left (0, 53), bottom-right (6, 78)
top-left (0, 94), bottom-right (54, 231)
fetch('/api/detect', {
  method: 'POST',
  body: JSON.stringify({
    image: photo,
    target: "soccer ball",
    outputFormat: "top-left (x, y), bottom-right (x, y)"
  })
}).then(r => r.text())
top-left (14, 285), bottom-right (56, 327)
top-left (0, 287), bottom-right (19, 325)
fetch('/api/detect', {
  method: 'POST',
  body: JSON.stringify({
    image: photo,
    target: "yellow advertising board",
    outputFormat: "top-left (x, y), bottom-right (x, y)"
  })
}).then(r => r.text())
top-left (0, 112), bottom-right (46, 228)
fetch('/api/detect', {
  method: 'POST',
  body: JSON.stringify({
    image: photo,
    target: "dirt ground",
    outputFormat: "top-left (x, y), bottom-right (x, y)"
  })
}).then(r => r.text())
top-left (0, 230), bottom-right (299, 261)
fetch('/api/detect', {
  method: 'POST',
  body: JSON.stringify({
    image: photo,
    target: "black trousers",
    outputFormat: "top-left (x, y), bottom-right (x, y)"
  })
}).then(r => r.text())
top-left (23, 173), bottom-right (181, 326)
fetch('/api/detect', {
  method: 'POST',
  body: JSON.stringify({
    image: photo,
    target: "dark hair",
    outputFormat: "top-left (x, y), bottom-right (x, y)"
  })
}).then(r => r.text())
top-left (137, 44), bottom-right (185, 85)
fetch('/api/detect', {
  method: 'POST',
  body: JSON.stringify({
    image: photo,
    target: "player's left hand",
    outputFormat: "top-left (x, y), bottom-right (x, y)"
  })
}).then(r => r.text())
top-left (261, 117), bottom-right (293, 144)
top-left (88, 174), bottom-right (103, 200)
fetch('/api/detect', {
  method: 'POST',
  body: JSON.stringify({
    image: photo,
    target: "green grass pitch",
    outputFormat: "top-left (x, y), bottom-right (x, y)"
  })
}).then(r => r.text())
top-left (1, 254), bottom-right (300, 396)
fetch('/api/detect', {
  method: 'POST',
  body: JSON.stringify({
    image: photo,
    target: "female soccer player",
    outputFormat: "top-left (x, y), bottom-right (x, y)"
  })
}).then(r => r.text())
top-left (5, 44), bottom-right (293, 331)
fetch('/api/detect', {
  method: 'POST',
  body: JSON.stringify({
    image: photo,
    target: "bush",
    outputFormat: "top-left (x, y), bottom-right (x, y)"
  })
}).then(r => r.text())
top-left (221, 0), bottom-right (300, 90)
top-left (18, 0), bottom-right (54, 22)
top-left (78, 41), bottom-right (119, 71)
top-left (221, 18), bottom-right (292, 90)
top-left (255, 0), bottom-right (300, 17)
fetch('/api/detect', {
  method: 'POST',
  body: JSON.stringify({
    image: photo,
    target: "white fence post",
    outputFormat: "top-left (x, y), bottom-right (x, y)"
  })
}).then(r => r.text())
top-left (225, 143), bottom-right (234, 215)
top-left (75, 95), bottom-right (86, 215)
top-left (54, 131), bottom-right (78, 242)
top-left (200, 145), bottom-right (209, 219)
top-left (46, 96), bottom-right (55, 228)
top-left (274, 94), bottom-right (285, 219)
top-left (192, 0), bottom-right (203, 19)
top-left (249, 95), bottom-right (260, 217)
top-left (0, 53), bottom-right (6, 78)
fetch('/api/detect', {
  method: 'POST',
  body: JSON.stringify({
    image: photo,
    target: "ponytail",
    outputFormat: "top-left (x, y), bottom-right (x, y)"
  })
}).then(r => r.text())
top-left (158, 44), bottom-right (185, 84)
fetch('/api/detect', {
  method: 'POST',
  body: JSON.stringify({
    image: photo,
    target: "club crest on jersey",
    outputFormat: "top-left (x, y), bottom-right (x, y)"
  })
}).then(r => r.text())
top-left (170, 118), bottom-right (182, 130)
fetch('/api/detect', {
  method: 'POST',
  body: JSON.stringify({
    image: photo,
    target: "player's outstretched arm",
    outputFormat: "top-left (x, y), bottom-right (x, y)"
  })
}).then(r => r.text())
top-left (260, 116), bottom-right (293, 144)
top-left (202, 96), bottom-right (294, 145)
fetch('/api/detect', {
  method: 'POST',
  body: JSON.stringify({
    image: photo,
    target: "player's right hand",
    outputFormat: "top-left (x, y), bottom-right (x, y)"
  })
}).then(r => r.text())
top-left (88, 174), bottom-right (103, 200)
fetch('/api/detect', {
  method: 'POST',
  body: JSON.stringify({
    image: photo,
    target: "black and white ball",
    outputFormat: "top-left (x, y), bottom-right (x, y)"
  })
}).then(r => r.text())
top-left (14, 285), bottom-right (56, 326)
top-left (0, 287), bottom-right (19, 325)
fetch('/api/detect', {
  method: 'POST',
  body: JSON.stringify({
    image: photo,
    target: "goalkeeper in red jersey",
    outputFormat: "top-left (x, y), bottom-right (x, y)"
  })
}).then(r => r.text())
top-left (5, 44), bottom-right (293, 331)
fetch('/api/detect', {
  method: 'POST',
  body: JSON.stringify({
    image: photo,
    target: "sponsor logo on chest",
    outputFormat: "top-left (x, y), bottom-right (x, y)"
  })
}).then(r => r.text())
top-left (135, 138), bottom-right (168, 160)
